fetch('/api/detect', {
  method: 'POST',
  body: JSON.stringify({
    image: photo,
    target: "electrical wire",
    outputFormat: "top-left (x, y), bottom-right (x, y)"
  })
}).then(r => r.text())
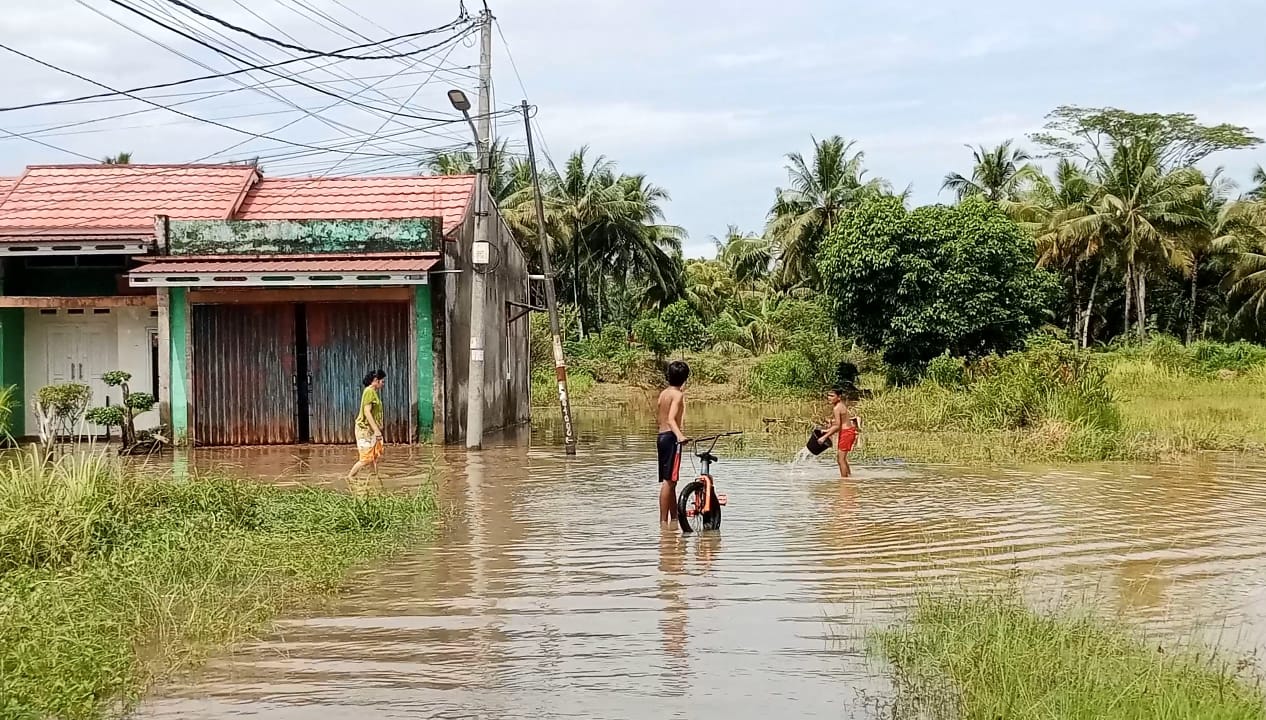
top-left (102, 0), bottom-right (475, 123)
top-left (154, 0), bottom-right (470, 60)
top-left (0, 21), bottom-right (475, 113)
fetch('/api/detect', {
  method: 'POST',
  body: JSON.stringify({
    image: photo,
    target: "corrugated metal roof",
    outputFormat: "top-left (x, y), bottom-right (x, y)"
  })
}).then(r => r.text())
top-left (0, 164), bottom-right (259, 233)
top-left (236, 175), bottom-right (473, 236)
top-left (130, 252), bottom-right (441, 274)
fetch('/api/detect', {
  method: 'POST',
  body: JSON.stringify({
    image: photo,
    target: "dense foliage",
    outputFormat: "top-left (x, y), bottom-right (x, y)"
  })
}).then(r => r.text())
top-left (818, 196), bottom-right (1057, 380)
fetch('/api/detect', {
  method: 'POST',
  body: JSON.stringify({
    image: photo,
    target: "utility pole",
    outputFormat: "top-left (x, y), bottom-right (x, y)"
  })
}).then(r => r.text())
top-left (465, 6), bottom-right (493, 450)
top-left (521, 100), bottom-right (577, 454)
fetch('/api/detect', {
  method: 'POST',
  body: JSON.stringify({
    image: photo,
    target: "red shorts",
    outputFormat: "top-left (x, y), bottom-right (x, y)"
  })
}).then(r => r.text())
top-left (837, 426), bottom-right (858, 453)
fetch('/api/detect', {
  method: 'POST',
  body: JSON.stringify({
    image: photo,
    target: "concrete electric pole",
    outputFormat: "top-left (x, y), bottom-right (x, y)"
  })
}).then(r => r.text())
top-left (520, 100), bottom-right (577, 454)
top-left (464, 7), bottom-right (493, 450)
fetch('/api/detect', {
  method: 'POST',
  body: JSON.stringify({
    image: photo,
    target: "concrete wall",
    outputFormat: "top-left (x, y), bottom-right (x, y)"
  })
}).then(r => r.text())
top-left (440, 194), bottom-right (532, 444)
top-left (167, 218), bottom-right (438, 255)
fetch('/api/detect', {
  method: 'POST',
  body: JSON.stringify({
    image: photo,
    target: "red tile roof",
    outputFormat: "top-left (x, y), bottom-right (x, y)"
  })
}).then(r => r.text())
top-left (235, 175), bottom-right (474, 236)
top-left (0, 165), bottom-right (259, 234)
top-left (130, 252), bottom-right (442, 275)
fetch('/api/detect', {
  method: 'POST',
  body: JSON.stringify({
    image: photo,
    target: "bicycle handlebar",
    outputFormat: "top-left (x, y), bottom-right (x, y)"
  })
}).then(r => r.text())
top-left (684, 431), bottom-right (743, 445)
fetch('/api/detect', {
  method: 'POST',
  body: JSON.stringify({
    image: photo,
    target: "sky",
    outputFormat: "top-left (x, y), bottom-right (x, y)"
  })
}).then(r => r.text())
top-left (2, 0), bottom-right (1266, 258)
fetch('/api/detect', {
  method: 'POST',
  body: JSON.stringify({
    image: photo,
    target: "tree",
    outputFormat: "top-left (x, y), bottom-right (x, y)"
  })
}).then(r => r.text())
top-left (1011, 159), bottom-right (1099, 345)
top-left (1031, 106), bottom-right (1261, 170)
top-left (1180, 171), bottom-right (1266, 341)
top-left (684, 259), bottom-right (735, 324)
top-left (1249, 165), bottom-right (1266, 201)
top-left (817, 196), bottom-right (1057, 380)
top-left (501, 147), bottom-right (684, 335)
top-left (1227, 241), bottom-right (1266, 330)
top-left (1061, 139), bottom-right (1205, 339)
top-left (941, 140), bottom-right (1035, 202)
top-left (713, 226), bottom-right (773, 286)
top-left (101, 152), bottom-right (132, 165)
top-left (766, 135), bottom-right (893, 289)
top-left (424, 138), bottom-right (530, 203)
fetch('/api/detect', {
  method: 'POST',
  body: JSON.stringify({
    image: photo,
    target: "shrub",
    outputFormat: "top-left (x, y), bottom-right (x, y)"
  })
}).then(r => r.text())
top-left (34, 383), bottom-right (92, 441)
top-left (677, 352), bottom-right (730, 384)
top-left (659, 300), bottom-right (707, 352)
top-left (632, 316), bottom-right (671, 359)
top-left (925, 352), bottom-right (966, 389)
top-left (706, 314), bottom-right (742, 347)
top-left (743, 351), bottom-right (818, 399)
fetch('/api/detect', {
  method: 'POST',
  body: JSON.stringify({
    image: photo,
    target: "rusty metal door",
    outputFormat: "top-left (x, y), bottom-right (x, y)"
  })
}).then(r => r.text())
top-left (192, 304), bottom-right (298, 445)
top-left (305, 302), bottom-right (410, 444)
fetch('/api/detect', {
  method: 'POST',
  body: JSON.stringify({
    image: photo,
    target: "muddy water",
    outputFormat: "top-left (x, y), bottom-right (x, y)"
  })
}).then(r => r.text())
top-left (136, 409), bottom-right (1266, 719)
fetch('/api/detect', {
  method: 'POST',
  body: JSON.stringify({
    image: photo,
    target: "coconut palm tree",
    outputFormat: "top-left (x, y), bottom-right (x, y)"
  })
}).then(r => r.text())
top-left (1248, 164), bottom-right (1266, 200)
top-left (1063, 138), bottom-right (1205, 339)
top-left (684, 259), bottom-right (736, 324)
top-left (1183, 172), bottom-right (1266, 341)
top-left (713, 226), bottom-right (773, 287)
top-left (101, 152), bottom-right (132, 165)
top-left (423, 139), bottom-right (528, 203)
top-left (1011, 159), bottom-right (1099, 344)
top-left (766, 135), bottom-right (892, 289)
top-left (942, 140), bottom-right (1035, 202)
top-left (1227, 242), bottom-right (1266, 330)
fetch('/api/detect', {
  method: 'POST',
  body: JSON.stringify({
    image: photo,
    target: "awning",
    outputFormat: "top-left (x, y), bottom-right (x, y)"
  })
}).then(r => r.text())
top-left (129, 252), bottom-right (441, 288)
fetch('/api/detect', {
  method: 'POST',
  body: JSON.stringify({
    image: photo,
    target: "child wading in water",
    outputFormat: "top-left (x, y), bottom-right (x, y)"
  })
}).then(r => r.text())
top-left (822, 387), bottom-right (861, 478)
top-left (656, 361), bottom-right (690, 526)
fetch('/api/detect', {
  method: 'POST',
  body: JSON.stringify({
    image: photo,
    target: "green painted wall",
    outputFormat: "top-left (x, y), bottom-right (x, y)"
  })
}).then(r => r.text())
top-left (415, 285), bottom-right (434, 439)
top-left (169, 218), bottom-right (439, 255)
top-left (0, 309), bottom-right (24, 437)
top-left (169, 288), bottom-right (189, 443)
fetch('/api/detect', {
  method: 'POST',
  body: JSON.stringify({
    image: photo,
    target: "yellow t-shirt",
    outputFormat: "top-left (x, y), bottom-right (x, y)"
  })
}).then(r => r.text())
top-left (355, 386), bottom-right (382, 431)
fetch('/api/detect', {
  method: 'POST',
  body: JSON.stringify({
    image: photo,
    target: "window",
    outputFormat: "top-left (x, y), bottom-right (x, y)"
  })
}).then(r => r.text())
top-left (149, 330), bottom-right (160, 397)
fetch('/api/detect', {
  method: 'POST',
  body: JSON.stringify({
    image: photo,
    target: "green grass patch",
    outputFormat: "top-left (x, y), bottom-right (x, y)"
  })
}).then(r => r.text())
top-left (0, 448), bottom-right (437, 720)
top-left (873, 593), bottom-right (1266, 720)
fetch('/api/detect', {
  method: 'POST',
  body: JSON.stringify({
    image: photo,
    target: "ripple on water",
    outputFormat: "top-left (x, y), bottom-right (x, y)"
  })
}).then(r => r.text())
top-left (135, 432), bottom-right (1266, 719)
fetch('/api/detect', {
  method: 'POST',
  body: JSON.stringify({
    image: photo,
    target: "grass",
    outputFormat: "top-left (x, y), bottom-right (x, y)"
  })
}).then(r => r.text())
top-left (0, 447), bottom-right (437, 720)
top-left (872, 592), bottom-right (1266, 720)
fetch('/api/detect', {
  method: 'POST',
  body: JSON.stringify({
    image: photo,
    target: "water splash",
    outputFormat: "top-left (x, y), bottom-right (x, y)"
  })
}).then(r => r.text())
top-left (790, 447), bottom-right (816, 466)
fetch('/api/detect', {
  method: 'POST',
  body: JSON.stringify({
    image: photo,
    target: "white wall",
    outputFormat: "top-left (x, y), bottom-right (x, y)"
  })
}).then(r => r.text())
top-left (23, 306), bottom-right (158, 436)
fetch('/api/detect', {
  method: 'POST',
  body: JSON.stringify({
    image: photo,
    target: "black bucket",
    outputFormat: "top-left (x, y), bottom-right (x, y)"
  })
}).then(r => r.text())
top-left (806, 428), bottom-right (832, 456)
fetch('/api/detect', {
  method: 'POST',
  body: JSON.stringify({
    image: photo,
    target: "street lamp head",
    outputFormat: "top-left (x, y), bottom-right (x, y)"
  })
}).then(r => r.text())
top-left (447, 89), bottom-right (472, 113)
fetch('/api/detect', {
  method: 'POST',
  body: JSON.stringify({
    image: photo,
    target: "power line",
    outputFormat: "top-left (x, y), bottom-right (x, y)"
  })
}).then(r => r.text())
top-left (153, 0), bottom-right (470, 60)
top-left (0, 26), bottom-right (472, 113)
top-left (95, 0), bottom-right (476, 124)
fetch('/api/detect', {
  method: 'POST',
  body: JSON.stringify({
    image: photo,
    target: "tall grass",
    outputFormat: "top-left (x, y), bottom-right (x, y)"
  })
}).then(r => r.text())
top-left (873, 592), bottom-right (1266, 720)
top-left (0, 448), bottom-right (437, 720)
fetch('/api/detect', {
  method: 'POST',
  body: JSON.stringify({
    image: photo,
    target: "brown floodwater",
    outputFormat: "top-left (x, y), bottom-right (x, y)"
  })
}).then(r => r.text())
top-left (134, 408), bottom-right (1266, 719)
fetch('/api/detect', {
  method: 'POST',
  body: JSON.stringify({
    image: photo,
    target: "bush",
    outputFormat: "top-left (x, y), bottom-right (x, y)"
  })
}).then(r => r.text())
top-left (743, 351), bottom-right (819, 399)
top-left (706, 314), bottom-right (742, 347)
top-left (677, 352), bottom-right (731, 384)
top-left (925, 352), bottom-right (966, 389)
top-left (659, 300), bottom-right (707, 353)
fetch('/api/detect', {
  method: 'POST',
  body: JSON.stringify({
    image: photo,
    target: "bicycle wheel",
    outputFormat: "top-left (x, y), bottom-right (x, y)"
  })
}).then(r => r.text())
top-left (677, 480), bottom-right (722, 534)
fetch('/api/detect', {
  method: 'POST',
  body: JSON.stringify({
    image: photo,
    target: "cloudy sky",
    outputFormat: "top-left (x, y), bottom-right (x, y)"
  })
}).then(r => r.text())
top-left (2, 0), bottom-right (1265, 256)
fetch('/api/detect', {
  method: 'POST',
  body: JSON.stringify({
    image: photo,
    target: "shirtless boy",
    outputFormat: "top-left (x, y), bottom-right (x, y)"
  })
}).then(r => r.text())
top-left (656, 361), bottom-right (690, 525)
top-left (822, 387), bottom-right (860, 478)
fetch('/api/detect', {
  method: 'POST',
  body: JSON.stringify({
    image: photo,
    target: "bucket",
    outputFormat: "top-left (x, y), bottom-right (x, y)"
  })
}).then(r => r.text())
top-left (806, 428), bottom-right (832, 456)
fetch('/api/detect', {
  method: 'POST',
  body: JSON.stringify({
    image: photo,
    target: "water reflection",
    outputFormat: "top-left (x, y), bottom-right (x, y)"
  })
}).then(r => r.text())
top-left (134, 412), bottom-right (1266, 719)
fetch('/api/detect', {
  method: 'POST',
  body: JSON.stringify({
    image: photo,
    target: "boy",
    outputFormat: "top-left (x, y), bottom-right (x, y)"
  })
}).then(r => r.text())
top-left (822, 386), bottom-right (861, 478)
top-left (656, 361), bottom-right (690, 525)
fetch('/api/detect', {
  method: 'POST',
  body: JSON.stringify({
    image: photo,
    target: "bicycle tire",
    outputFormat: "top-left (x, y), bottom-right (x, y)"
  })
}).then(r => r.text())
top-left (677, 480), bottom-right (722, 535)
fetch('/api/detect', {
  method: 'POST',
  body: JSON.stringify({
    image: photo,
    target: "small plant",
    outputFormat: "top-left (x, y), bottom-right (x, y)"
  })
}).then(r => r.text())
top-left (85, 371), bottom-right (162, 454)
top-left (34, 383), bottom-right (92, 448)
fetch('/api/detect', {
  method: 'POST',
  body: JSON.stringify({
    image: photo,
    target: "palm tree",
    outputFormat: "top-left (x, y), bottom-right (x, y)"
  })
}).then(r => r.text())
top-left (1063, 138), bottom-right (1205, 339)
top-left (1227, 242), bottom-right (1266, 330)
top-left (766, 135), bottom-right (891, 289)
top-left (1249, 165), bottom-right (1266, 200)
top-left (102, 152), bottom-right (132, 165)
top-left (684, 259), bottom-right (736, 323)
top-left (942, 140), bottom-right (1034, 202)
top-left (1012, 159), bottom-right (1099, 345)
top-left (1184, 173), bottom-right (1266, 341)
top-left (713, 226), bottom-right (773, 286)
top-left (503, 147), bottom-right (683, 334)
top-left (423, 139), bottom-right (528, 203)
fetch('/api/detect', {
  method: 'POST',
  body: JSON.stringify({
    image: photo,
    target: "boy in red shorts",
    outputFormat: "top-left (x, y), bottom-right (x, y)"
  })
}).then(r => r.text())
top-left (822, 386), bottom-right (861, 478)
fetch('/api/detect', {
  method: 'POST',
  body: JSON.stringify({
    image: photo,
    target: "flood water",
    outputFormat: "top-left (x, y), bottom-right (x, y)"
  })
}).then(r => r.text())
top-left (136, 408), bottom-right (1266, 719)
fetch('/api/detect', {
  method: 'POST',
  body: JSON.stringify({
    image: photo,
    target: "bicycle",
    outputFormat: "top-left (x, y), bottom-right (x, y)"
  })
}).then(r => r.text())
top-left (677, 431), bottom-right (743, 535)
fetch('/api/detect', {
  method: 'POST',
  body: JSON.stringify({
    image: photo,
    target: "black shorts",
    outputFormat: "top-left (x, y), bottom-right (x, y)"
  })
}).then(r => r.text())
top-left (657, 431), bottom-right (682, 483)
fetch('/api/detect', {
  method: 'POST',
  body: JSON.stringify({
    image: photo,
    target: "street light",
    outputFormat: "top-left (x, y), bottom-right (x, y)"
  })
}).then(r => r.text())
top-left (446, 89), bottom-right (471, 112)
top-left (449, 87), bottom-right (490, 450)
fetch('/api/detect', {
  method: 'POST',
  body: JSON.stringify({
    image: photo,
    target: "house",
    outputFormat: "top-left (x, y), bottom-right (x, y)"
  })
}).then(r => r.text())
top-left (0, 164), bottom-right (530, 445)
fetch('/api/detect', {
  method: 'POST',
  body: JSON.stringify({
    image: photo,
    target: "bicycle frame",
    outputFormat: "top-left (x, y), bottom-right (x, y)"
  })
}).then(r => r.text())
top-left (687, 432), bottom-right (741, 514)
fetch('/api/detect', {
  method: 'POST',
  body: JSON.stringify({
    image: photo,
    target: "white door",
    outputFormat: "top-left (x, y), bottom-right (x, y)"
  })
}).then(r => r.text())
top-left (43, 321), bottom-right (118, 435)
